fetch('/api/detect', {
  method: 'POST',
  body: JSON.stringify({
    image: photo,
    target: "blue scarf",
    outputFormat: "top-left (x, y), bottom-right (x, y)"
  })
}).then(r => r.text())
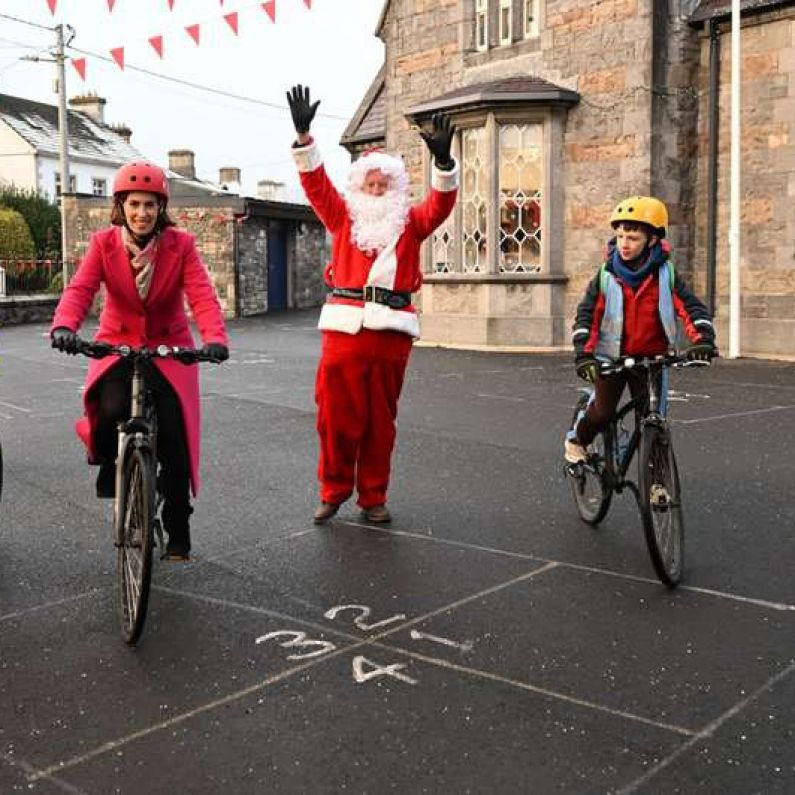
top-left (609, 240), bottom-right (666, 290)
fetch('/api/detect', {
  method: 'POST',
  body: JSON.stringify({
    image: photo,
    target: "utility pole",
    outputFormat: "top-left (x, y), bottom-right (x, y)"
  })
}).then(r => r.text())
top-left (728, 0), bottom-right (742, 358)
top-left (55, 23), bottom-right (71, 288)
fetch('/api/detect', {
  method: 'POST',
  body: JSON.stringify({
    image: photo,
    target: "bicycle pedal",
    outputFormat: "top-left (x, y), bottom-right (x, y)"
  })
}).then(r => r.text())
top-left (650, 483), bottom-right (671, 509)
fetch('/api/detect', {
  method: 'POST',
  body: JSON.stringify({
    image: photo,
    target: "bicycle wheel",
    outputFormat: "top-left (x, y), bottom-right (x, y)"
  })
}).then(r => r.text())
top-left (115, 447), bottom-right (155, 644)
top-left (567, 393), bottom-right (612, 525)
top-left (638, 425), bottom-right (684, 586)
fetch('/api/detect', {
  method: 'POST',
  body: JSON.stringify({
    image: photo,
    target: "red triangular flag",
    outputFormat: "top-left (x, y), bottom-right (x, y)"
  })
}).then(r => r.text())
top-left (71, 58), bottom-right (86, 81)
top-left (167, 0), bottom-right (175, 9)
top-left (262, 1), bottom-right (276, 22)
top-left (46, 0), bottom-right (57, 14)
top-left (110, 46), bottom-right (125, 70)
top-left (107, 0), bottom-right (116, 10)
top-left (303, 0), bottom-right (311, 8)
top-left (148, 35), bottom-right (164, 58)
top-left (185, 24), bottom-right (200, 45)
top-left (223, 12), bottom-right (239, 35)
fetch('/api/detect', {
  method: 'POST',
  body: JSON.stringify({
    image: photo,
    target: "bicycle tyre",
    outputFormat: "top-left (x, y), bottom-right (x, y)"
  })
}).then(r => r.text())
top-left (115, 447), bottom-right (155, 644)
top-left (0, 437), bottom-right (4, 504)
top-left (638, 424), bottom-right (684, 587)
top-left (568, 393), bottom-right (612, 525)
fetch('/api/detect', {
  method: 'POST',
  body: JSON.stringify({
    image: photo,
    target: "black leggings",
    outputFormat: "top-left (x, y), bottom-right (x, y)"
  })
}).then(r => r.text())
top-left (94, 360), bottom-right (191, 533)
top-left (575, 370), bottom-right (648, 447)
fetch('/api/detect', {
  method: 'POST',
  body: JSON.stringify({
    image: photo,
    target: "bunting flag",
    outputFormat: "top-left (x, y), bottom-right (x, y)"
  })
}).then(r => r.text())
top-left (185, 24), bottom-right (200, 44)
top-left (262, 1), bottom-right (276, 23)
top-left (71, 58), bottom-right (86, 80)
top-left (107, 0), bottom-right (116, 10)
top-left (46, 0), bottom-right (57, 14)
top-left (223, 12), bottom-right (239, 35)
top-left (110, 46), bottom-right (125, 69)
top-left (148, 35), bottom-right (164, 58)
top-left (303, 0), bottom-right (311, 7)
top-left (167, 0), bottom-right (175, 9)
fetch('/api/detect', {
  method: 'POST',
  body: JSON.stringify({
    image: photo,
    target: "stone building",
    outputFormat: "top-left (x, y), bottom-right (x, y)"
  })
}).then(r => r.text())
top-left (342, 0), bottom-right (795, 357)
top-left (63, 150), bottom-right (326, 319)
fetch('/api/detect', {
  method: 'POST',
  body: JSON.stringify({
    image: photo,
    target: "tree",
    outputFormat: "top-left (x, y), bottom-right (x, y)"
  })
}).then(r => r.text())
top-left (0, 208), bottom-right (35, 260)
top-left (0, 186), bottom-right (60, 259)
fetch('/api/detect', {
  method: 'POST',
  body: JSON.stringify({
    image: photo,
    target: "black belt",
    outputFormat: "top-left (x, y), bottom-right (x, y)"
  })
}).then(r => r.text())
top-left (331, 286), bottom-right (412, 310)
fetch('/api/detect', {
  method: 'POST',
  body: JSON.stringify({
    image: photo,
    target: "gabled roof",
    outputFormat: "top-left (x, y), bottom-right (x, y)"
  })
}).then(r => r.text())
top-left (340, 65), bottom-right (386, 148)
top-left (375, 0), bottom-right (391, 37)
top-left (689, 0), bottom-right (794, 21)
top-left (0, 93), bottom-right (141, 165)
top-left (406, 76), bottom-right (580, 122)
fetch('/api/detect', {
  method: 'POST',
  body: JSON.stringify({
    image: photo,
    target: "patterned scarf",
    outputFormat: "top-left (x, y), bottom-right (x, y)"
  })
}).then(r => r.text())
top-left (122, 226), bottom-right (159, 301)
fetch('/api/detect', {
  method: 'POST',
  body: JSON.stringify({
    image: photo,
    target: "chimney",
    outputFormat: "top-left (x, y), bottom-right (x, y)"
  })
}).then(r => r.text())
top-left (168, 149), bottom-right (196, 180)
top-left (257, 179), bottom-right (285, 201)
top-left (111, 122), bottom-right (133, 143)
top-left (219, 167), bottom-right (241, 194)
top-left (69, 92), bottom-right (106, 123)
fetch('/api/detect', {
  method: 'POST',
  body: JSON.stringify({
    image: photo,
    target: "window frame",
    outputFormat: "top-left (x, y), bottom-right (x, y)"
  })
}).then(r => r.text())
top-left (92, 177), bottom-right (107, 197)
top-left (523, 0), bottom-right (539, 39)
top-left (499, 0), bottom-right (512, 46)
top-left (475, 0), bottom-right (489, 51)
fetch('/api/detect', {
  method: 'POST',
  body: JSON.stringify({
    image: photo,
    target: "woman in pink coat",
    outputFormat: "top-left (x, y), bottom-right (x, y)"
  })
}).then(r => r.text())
top-left (50, 161), bottom-right (229, 560)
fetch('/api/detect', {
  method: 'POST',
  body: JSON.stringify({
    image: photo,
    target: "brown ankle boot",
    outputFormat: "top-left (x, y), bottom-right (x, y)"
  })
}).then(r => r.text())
top-left (313, 502), bottom-right (339, 524)
top-left (361, 505), bottom-right (391, 523)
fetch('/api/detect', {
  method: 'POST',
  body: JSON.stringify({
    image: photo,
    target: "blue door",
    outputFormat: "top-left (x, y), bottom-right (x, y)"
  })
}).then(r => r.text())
top-left (267, 223), bottom-right (288, 310)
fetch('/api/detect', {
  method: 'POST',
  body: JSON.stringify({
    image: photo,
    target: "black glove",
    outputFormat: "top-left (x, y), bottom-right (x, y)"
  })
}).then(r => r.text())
top-left (419, 112), bottom-right (455, 170)
top-left (51, 327), bottom-right (80, 355)
top-left (575, 355), bottom-right (600, 383)
top-left (286, 84), bottom-right (320, 135)
top-left (686, 342), bottom-right (716, 362)
top-left (201, 343), bottom-right (229, 363)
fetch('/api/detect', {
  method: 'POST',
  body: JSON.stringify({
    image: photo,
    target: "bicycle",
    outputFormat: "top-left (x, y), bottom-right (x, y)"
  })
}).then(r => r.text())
top-left (68, 339), bottom-right (217, 644)
top-left (565, 353), bottom-right (711, 587)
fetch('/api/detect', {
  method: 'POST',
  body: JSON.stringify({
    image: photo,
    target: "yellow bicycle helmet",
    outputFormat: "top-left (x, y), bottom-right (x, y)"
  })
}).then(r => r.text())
top-left (610, 196), bottom-right (668, 233)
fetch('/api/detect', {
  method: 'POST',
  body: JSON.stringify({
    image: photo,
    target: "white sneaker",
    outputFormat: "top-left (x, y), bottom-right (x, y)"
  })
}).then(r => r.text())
top-left (564, 438), bottom-right (589, 464)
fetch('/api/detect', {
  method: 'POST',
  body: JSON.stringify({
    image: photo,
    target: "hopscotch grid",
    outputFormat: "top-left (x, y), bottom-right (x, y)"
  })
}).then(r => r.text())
top-left (1, 752), bottom-right (88, 794)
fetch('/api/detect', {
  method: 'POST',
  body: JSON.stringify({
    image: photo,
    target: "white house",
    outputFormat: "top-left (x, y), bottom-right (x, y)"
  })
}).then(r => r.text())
top-left (0, 93), bottom-right (142, 201)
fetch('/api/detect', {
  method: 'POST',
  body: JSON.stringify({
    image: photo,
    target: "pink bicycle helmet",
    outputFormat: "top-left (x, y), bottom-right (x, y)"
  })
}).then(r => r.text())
top-left (112, 161), bottom-right (169, 200)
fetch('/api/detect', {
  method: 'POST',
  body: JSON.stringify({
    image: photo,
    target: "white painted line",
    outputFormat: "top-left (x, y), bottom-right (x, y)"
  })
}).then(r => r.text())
top-left (676, 405), bottom-right (795, 425)
top-left (615, 660), bottom-right (795, 794)
top-left (0, 589), bottom-right (104, 623)
top-left (0, 399), bottom-right (32, 413)
top-left (341, 521), bottom-right (795, 613)
top-left (371, 645), bottom-right (694, 738)
top-left (1, 752), bottom-right (87, 794)
top-left (474, 393), bottom-right (525, 402)
top-left (409, 629), bottom-right (473, 652)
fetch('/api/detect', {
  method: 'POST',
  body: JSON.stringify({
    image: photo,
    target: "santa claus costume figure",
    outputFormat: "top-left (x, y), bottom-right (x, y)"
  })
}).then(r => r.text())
top-left (287, 84), bottom-right (459, 524)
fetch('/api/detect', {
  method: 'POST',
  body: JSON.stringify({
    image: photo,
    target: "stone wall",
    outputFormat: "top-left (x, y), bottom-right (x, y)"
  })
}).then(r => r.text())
top-left (293, 223), bottom-right (328, 308)
top-left (237, 217), bottom-right (268, 316)
top-left (693, 7), bottom-right (795, 357)
top-left (0, 295), bottom-right (58, 326)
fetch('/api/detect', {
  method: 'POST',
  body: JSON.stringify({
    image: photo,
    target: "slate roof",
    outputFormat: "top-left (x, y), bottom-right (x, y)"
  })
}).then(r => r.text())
top-left (340, 65), bottom-right (386, 149)
top-left (0, 93), bottom-right (141, 165)
top-left (406, 76), bottom-right (580, 121)
top-left (689, 0), bottom-right (794, 21)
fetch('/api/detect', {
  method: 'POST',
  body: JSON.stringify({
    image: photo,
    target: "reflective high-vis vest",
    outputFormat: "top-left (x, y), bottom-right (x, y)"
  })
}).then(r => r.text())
top-left (595, 262), bottom-right (678, 361)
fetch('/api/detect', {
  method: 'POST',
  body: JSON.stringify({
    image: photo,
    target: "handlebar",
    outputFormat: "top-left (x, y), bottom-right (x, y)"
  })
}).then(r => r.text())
top-left (598, 352), bottom-right (714, 376)
top-left (70, 338), bottom-right (221, 364)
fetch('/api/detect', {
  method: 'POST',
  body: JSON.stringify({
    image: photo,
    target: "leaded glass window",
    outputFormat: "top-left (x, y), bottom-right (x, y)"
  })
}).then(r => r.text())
top-left (431, 217), bottom-right (454, 273)
top-left (499, 123), bottom-right (542, 273)
top-left (461, 127), bottom-right (488, 273)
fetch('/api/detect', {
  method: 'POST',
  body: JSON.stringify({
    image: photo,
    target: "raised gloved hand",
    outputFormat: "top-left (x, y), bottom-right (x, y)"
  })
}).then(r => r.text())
top-left (575, 355), bottom-right (600, 383)
top-left (419, 112), bottom-right (456, 170)
top-left (201, 342), bottom-right (229, 363)
top-left (686, 342), bottom-right (716, 362)
top-left (51, 327), bottom-right (80, 355)
top-left (286, 84), bottom-right (320, 135)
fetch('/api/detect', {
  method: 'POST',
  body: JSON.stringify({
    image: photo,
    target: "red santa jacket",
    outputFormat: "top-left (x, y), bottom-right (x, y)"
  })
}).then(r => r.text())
top-left (293, 140), bottom-right (458, 338)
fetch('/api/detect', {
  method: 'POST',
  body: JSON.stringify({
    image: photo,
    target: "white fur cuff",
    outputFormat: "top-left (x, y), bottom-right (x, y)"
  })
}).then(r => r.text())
top-left (432, 158), bottom-right (459, 193)
top-left (293, 140), bottom-right (323, 173)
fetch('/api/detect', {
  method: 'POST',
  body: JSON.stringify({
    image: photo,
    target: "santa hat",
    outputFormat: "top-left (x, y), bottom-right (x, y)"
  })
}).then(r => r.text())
top-left (347, 148), bottom-right (409, 196)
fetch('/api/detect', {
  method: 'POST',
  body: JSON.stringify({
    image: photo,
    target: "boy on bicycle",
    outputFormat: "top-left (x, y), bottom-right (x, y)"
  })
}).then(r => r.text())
top-left (565, 196), bottom-right (716, 464)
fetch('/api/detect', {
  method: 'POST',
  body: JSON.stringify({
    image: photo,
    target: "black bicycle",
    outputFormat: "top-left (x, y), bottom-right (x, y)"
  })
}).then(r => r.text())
top-left (565, 353), bottom-right (710, 587)
top-left (70, 340), bottom-right (217, 644)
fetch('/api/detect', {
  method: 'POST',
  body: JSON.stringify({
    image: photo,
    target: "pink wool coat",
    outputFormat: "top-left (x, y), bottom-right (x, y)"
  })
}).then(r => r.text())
top-left (50, 225), bottom-right (229, 495)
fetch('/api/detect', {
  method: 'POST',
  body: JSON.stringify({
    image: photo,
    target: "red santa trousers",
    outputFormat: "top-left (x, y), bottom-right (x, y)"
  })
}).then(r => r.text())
top-left (315, 327), bottom-right (413, 508)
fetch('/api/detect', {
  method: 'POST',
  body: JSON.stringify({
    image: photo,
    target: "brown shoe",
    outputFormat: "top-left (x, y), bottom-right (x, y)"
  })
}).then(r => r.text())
top-left (313, 502), bottom-right (339, 524)
top-left (361, 505), bottom-right (391, 523)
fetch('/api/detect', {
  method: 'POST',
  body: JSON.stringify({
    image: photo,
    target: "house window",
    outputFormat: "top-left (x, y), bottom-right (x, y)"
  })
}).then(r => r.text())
top-left (461, 126), bottom-right (488, 273)
top-left (499, 0), bottom-right (512, 45)
top-left (524, 0), bottom-right (538, 38)
top-left (92, 178), bottom-right (107, 196)
top-left (432, 217), bottom-right (454, 273)
top-left (476, 0), bottom-right (488, 51)
top-left (499, 123), bottom-right (543, 273)
top-left (54, 172), bottom-right (77, 196)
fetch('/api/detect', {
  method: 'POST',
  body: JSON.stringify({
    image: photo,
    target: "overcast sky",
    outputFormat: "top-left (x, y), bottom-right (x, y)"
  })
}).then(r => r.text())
top-left (0, 0), bottom-right (385, 196)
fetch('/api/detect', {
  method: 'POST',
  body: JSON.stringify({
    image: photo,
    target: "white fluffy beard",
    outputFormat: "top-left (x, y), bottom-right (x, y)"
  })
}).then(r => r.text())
top-left (347, 188), bottom-right (409, 254)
